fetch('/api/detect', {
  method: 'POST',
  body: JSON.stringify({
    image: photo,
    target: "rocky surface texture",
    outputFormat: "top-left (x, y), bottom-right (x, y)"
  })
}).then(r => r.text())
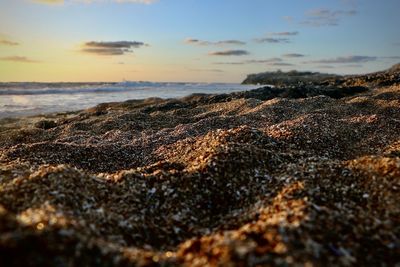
top-left (337, 63), bottom-right (400, 87)
top-left (0, 65), bottom-right (399, 266)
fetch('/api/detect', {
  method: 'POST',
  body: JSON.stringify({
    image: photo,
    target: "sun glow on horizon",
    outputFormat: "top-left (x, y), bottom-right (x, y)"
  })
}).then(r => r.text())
top-left (0, 0), bottom-right (399, 82)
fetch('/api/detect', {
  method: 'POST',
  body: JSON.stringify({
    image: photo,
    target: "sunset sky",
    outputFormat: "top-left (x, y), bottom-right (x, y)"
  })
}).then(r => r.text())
top-left (0, 0), bottom-right (399, 82)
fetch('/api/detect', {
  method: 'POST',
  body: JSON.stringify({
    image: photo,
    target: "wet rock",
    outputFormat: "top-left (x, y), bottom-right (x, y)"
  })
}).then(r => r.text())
top-left (34, 120), bottom-right (57, 130)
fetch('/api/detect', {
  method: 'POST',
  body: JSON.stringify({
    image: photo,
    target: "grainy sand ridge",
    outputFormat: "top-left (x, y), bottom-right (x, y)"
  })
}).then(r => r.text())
top-left (0, 68), bottom-right (399, 266)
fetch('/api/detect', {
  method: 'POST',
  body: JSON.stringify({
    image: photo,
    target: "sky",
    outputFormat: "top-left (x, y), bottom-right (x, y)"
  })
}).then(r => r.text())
top-left (0, 0), bottom-right (399, 83)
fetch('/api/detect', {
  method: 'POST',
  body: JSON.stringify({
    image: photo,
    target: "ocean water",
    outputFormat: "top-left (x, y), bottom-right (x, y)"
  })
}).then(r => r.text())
top-left (0, 82), bottom-right (259, 118)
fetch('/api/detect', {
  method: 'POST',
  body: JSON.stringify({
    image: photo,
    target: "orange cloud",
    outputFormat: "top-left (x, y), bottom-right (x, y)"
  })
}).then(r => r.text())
top-left (0, 39), bottom-right (19, 46)
top-left (0, 56), bottom-right (40, 63)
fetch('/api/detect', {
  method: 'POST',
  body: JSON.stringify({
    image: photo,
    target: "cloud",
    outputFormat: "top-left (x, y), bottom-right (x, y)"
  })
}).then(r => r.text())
top-left (306, 55), bottom-right (377, 64)
top-left (270, 31), bottom-right (299, 36)
top-left (254, 37), bottom-right (290, 44)
top-left (301, 8), bottom-right (357, 27)
top-left (32, 0), bottom-right (157, 5)
top-left (187, 68), bottom-right (224, 73)
top-left (214, 62), bottom-right (246, 65)
top-left (254, 31), bottom-right (298, 44)
top-left (0, 56), bottom-right (39, 63)
top-left (0, 39), bottom-right (19, 46)
top-left (208, 50), bottom-right (249, 56)
top-left (245, 58), bottom-right (283, 64)
top-left (214, 58), bottom-right (288, 65)
top-left (270, 62), bottom-right (294, 67)
top-left (283, 53), bottom-right (305, 58)
top-left (317, 65), bottom-right (335, 69)
top-left (80, 41), bottom-right (148, 56)
top-left (185, 38), bottom-right (211, 46)
top-left (216, 40), bottom-right (246, 46)
top-left (185, 38), bottom-right (246, 46)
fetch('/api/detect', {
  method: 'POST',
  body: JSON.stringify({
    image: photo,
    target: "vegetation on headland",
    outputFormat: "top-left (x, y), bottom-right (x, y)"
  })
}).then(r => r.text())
top-left (242, 69), bottom-right (340, 86)
top-left (242, 63), bottom-right (400, 88)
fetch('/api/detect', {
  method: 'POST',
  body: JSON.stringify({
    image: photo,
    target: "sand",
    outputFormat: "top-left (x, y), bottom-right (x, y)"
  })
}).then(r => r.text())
top-left (0, 82), bottom-right (399, 266)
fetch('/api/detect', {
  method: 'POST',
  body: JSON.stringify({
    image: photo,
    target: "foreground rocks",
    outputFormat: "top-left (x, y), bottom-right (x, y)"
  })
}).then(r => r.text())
top-left (0, 70), bottom-right (399, 266)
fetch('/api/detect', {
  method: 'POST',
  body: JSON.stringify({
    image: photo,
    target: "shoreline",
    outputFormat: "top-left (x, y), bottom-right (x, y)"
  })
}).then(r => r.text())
top-left (0, 82), bottom-right (259, 120)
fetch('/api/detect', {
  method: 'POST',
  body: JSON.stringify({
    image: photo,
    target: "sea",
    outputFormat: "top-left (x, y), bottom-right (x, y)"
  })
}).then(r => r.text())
top-left (0, 82), bottom-right (259, 119)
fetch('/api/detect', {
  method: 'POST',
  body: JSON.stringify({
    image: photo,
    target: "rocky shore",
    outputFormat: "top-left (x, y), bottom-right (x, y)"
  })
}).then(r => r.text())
top-left (242, 63), bottom-right (400, 88)
top-left (0, 65), bottom-right (399, 266)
